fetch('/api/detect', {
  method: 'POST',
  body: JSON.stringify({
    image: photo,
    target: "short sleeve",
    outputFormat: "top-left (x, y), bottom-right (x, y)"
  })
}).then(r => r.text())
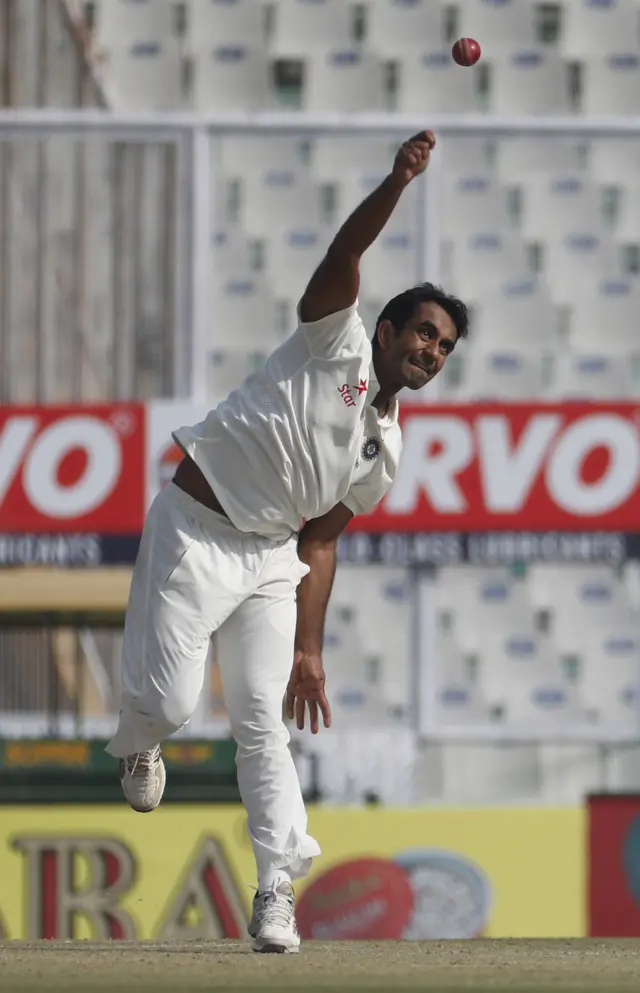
top-left (297, 300), bottom-right (367, 357)
top-left (342, 476), bottom-right (389, 517)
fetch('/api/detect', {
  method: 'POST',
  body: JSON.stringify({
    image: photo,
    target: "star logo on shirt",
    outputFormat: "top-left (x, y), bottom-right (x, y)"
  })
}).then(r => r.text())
top-left (354, 378), bottom-right (368, 396)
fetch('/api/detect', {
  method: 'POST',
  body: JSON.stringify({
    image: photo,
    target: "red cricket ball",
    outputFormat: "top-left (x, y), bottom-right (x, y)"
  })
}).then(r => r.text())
top-left (452, 37), bottom-right (482, 67)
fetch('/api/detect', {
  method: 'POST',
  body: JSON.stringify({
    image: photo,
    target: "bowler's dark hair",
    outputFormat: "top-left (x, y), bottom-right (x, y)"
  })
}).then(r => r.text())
top-left (372, 283), bottom-right (469, 349)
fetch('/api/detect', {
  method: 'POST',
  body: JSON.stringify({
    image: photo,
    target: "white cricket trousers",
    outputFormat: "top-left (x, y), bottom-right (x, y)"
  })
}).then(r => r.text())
top-left (106, 482), bottom-right (320, 880)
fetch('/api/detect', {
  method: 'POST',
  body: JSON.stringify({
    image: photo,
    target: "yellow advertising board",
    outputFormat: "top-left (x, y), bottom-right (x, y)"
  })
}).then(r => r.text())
top-left (0, 805), bottom-right (585, 940)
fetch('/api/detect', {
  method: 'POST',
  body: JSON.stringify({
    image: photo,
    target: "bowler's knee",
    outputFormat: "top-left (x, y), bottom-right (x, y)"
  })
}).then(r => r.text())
top-left (144, 688), bottom-right (199, 737)
top-left (234, 720), bottom-right (290, 755)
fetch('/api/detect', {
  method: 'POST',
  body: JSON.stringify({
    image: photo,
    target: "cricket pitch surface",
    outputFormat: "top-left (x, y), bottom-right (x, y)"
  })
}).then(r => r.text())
top-left (2, 938), bottom-right (640, 993)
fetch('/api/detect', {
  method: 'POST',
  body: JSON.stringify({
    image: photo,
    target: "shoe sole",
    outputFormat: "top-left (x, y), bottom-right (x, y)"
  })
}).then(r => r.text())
top-left (252, 940), bottom-right (299, 954)
top-left (121, 757), bottom-right (167, 813)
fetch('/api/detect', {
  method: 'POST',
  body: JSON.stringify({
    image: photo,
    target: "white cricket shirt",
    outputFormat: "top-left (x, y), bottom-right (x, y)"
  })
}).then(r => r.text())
top-left (172, 302), bottom-right (403, 539)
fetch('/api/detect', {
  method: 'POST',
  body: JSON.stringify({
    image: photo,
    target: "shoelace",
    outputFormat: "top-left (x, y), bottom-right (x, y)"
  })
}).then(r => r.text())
top-left (126, 745), bottom-right (160, 777)
top-left (257, 889), bottom-right (295, 930)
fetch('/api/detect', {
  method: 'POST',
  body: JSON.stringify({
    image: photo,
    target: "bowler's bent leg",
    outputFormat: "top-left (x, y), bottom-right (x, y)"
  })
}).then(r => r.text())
top-left (106, 486), bottom-right (215, 761)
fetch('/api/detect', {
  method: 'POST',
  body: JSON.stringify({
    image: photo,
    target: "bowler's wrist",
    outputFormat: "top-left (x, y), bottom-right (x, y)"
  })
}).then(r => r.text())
top-left (294, 642), bottom-right (322, 658)
top-left (384, 172), bottom-right (408, 194)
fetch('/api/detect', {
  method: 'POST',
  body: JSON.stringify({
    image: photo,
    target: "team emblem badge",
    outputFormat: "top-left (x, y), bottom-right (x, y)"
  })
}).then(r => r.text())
top-left (361, 437), bottom-right (380, 461)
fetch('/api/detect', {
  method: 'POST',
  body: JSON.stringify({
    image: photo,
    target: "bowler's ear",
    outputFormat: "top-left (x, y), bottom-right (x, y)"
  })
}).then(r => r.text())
top-left (375, 319), bottom-right (395, 351)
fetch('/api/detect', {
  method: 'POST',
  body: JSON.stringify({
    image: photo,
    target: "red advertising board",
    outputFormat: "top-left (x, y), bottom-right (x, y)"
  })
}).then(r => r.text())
top-left (0, 405), bottom-right (145, 534)
top-left (348, 403), bottom-right (640, 533)
top-left (1, 401), bottom-right (639, 545)
top-left (588, 795), bottom-right (640, 936)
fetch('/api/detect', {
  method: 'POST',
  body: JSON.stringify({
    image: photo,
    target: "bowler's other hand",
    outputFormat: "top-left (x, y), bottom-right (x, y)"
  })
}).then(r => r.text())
top-left (286, 650), bottom-right (332, 734)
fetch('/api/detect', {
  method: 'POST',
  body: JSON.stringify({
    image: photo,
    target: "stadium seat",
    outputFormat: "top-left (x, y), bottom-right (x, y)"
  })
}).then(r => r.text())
top-left (439, 138), bottom-right (493, 175)
top-left (528, 565), bottom-right (635, 652)
top-left (497, 137), bottom-right (584, 181)
top-left (435, 628), bottom-right (479, 686)
top-left (590, 139), bottom-right (640, 185)
top-left (561, 0), bottom-right (640, 58)
top-left (211, 229), bottom-right (254, 284)
top-left (579, 624), bottom-right (640, 728)
top-left (327, 683), bottom-right (391, 729)
top-left (211, 172), bottom-right (237, 229)
top-left (103, 42), bottom-right (182, 109)
top-left (475, 628), bottom-right (580, 723)
top-left (551, 350), bottom-right (635, 399)
top-left (505, 677), bottom-right (586, 728)
top-left (519, 175), bottom-right (603, 241)
top-left (185, 0), bottom-right (265, 51)
top-left (612, 181), bottom-right (640, 240)
top-left (207, 348), bottom-right (267, 401)
top-left (304, 50), bottom-right (387, 111)
top-left (457, 0), bottom-right (538, 56)
top-left (266, 226), bottom-right (331, 300)
top-left (322, 607), bottom-right (391, 726)
top-left (582, 54), bottom-right (640, 115)
top-left (366, 0), bottom-right (446, 57)
top-left (456, 343), bottom-right (546, 401)
top-left (191, 46), bottom-right (271, 110)
top-left (338, 171), bottom-right (419, 231)
top-left (436, 567), bottom-right (536, 651)
top-left (435, 683), bottom-right (490, 726)
top-left (331, 565), bottom-right (413, 712)
top-left (442, 175), bottom-right (510, 237)
top-left (529, 564), bottom-right (625, 608)
top-left (472, 279), bottom-right (558, 345)
top-left (212, 277), bottom-right (278, 348)
top-left (543, 234), bottom-right (623, 306)
top-left (93, 0), bottom-right (174, 48)
top-left (311, 136), bottom-right (398, 182)
top-left (397, 51), bottom-right (479, 113)
top-left (449, 232), bottom-right (531, 299)
top-left (360, 231), bottom-right (419, 303)
top-left (271, 0), bottom-right (355, 57)
top-left (219, 136), bottom-right (307, 178)
top-left (240, 169), bottom-right (323, 238)
top-left (432, 629), bottom-right (489, 728)
top-left (570, 278), bottom-right (640, 350)
top-left (490, 51), bottom-right (572, 115)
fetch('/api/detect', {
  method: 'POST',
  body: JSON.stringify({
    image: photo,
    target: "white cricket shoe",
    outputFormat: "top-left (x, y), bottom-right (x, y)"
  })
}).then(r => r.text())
top-left (119, 746), bottom-right (166, 813)
top-left (249, 882), bottom-right (300, 954)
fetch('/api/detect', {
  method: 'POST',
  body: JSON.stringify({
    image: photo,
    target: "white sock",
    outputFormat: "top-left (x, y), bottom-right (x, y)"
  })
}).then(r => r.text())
top-left (258, 868), bottom-right (292, 894)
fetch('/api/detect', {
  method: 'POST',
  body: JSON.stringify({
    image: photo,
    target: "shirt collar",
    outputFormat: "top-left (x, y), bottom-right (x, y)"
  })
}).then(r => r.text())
top-left (367, 361), bottom-right (399, 427)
